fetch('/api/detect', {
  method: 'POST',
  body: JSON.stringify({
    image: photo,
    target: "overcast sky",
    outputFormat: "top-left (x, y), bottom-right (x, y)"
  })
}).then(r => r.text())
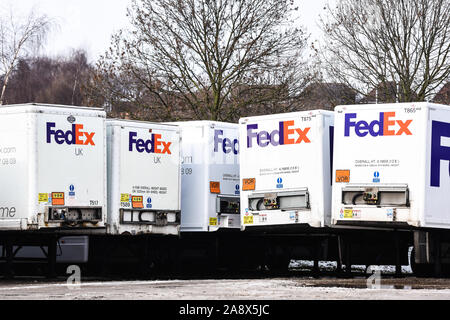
top-left (5, 0), bottom-right (334, 62)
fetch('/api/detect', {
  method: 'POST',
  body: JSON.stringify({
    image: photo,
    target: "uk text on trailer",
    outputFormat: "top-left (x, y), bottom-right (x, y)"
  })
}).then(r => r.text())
top-left (106, 120), bottom-right (181, 235)
top-left (171, 121), bottom-right (240, 232)
top-left (239, 110), bottom-right (334, 230)
top-left (0, 103), bottom-right (106, 231)
top-left (331, 102), bottom-right (450, 276)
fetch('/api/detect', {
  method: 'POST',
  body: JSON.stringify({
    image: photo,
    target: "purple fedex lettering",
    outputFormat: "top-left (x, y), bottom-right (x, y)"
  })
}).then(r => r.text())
top-left (247, 121), bottom-right (309, 148)
top-left (214, 130), bottom-right (239, 154)
top-left (345, 112), bottom-right (412, 137)
top-left (46, 122), bottom-right (95, 145)
top-left (247, 124), bottom-right (258, 148)
top-left (129, 132), bottom-right (172, 154)
top-left (431, 121), bottom-right (450, 187)
top-left (345, 113), bottom-right (384, 137)
top-left (247, 123), bottom-right (283, 148)
top-left (129, 132), bottom-right (154, 153)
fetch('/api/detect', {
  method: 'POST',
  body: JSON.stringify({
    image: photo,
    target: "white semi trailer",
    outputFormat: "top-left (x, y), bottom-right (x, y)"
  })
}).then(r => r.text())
top-left (332, 102), bottom-right (450, 276)
top-left (0, 103), bottom-right (106, 278)
top-left (106, 119), bottom-right (181, 236)
top-left (236, 110), bottom-right (337, 271)
top-left (172, 121), bottom-right (240, 232)
top-left (0, 103), bottom-right (106, 231)
top-left (239, 110), bottom-right (334, 230)
top-left (332, 102), bottom-right (450, 229)
top-left (161, 121), bottom-right (241, 272)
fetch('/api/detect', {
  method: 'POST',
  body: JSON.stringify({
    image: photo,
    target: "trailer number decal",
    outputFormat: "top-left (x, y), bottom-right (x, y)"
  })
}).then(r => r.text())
top-left (52, 192), bottom-right (65, 206)
top-left (244, 216), bottom-right (254, 225)
top-left (242, 178), bottom-right (256, 191)
top-left (210, 182), bottom-right (221, 194)
top-left (209, 218), bottom-right (218, 226)
top-left (38, 193), bottom-right (48, 203)
top-left (336, 170), bottom-right (350, 183)
top-left (132, 196), bottom-right (144, 208)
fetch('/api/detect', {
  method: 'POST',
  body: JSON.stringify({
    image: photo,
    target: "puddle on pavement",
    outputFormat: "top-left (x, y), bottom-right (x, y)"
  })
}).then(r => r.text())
top-left (295, 275), bottom-right (450, 290)
top-left (303, 283), bottom-right (441, 290)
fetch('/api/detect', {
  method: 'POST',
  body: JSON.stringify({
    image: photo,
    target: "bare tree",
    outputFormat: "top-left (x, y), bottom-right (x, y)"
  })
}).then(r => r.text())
top-left (3, 50), bottom-right (92, 106)
top-left (319, 0), bottom-right (450, 103)
top-left (91, 0), bottom-right (311, 122)
top-left (0, 6), bottom-right (53, 105)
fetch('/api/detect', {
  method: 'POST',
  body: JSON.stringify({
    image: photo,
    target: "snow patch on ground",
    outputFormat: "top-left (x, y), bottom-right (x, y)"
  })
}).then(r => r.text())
top-left (289, 247), bottom-right (413, 274)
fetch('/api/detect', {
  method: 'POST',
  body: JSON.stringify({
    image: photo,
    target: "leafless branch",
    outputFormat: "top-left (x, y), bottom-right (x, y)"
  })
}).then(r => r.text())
top-left (319, 0), bottom-right (450, 103)
top-left (0, 5), bottom-right (53, 105)
top-left (88, 0), bottom-right (312, 122)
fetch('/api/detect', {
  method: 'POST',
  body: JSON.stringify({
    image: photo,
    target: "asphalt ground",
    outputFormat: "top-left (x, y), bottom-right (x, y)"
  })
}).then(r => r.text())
top-left (2, 276), bottom-right (450, 300)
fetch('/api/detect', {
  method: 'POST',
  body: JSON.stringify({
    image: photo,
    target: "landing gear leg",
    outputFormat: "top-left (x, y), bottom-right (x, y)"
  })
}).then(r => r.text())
top-left (434, 233), bottom-right (442, 278)
top-left (47, 235), bottom-right (58, 279)
top-left (336, 235), bottom-right (343, 276)
top-left (394, 231), bottom-right (402, 278)
top-left (345, 238), bottom-right (352, 277)
top-left (312, 239), bottom-right (320, 278)
top-left (5, 238), bottom-right (13, 279)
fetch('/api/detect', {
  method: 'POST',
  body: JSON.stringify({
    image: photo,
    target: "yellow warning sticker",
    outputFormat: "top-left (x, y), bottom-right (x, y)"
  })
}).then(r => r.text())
top-left (121, 193), bottom-right (130, 202)
top-left (209, 218), bottom-right (218, 226)
top-left (38, 193), bottom-right (48, 203)
top-left (344, 209), bottom-right (353, 219)
top-left (243, 216), bottom-right (254, 225)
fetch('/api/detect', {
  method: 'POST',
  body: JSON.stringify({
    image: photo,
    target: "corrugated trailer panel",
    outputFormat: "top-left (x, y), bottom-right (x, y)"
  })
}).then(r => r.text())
top-left (332, 102), bottom-right (450, 229)
top-left (0, 103), bottom-right (106, 231)
top-left (106, 120), bottom-right (181, 235)
top-left (239, 110), bottom-right (334, 229)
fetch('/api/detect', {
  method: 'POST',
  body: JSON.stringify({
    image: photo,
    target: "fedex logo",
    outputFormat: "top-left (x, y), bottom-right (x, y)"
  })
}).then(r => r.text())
top-left (46, 122), bottom-right (95, 145)
top-left (129, 132), bottom-right (172, 154)
top-left (344, 112), bottom-right (412, 137)
top-left (247, 121), bottom-right (311, 148)
top-left (214, 130), bottom-right (239, 155)
top-left (431, 121), bottom-right (450, 187)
